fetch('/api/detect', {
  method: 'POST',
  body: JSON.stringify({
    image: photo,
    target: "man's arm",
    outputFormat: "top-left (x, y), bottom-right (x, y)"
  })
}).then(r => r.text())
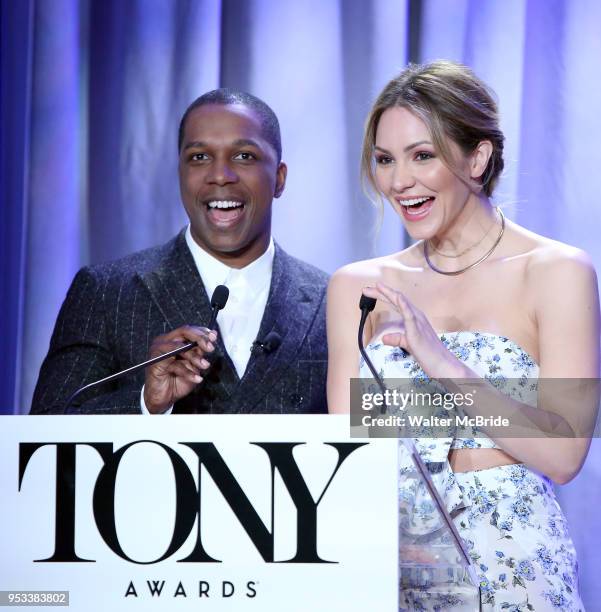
top-left (30, 265), bottom-right (218, 415)
top-left (30, 266), bottom-right (143, 414)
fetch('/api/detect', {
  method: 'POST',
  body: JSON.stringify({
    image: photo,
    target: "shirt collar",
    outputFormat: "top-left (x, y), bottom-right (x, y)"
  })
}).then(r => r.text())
top-left (184, 225), bottom-right (274, 297)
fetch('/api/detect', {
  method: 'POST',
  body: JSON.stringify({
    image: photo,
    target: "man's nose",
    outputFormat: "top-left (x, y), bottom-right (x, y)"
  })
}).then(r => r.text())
top-left (206, 158), bottom-right (238, 185)
top-left (391, 162), bottom-right (415, 193)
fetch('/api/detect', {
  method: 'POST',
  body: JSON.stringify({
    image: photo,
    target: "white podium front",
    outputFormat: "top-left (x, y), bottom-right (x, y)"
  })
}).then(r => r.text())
top-left (0, 415), bottom-right (398, 611)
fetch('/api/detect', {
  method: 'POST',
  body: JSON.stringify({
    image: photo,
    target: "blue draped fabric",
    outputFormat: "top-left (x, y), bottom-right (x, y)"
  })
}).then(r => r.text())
top-left (2, 0), bottom-right (600, 602)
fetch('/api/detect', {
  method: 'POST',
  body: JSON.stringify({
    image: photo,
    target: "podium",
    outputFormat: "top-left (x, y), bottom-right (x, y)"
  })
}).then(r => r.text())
top-left (1, 414), bottom-right (482, 610)
top-left (1, 415), bottom-right (398, 611)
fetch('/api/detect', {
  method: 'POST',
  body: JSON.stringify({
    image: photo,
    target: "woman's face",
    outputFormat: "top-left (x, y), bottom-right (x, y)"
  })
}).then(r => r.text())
top-left (374, 106), bottom-right (475, 240)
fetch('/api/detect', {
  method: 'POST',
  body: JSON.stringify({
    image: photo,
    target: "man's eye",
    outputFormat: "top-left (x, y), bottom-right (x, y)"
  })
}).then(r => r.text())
top-left (234, 152), bottom-right (256, 161)
top-left (375, 155), bottom-right (393, 165)
top-left (415, 151), bottom-right (434, 161)
top-left (190, 152), bottom-right (208, 161)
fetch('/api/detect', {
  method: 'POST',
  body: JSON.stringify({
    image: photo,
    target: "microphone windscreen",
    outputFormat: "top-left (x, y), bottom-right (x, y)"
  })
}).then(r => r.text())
top-left (359, 295), bottom-right (377, 312)
top-left (211, 285), bottom-right (230, 310)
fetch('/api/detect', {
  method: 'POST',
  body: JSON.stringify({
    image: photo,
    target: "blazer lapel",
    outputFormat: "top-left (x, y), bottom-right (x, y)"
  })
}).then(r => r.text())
top-left (233, 244), bottom-right (320, 411)
top-left (138, 231), bottom-right (211, 330)
top-left (137, 231), bottom-right (239, 400)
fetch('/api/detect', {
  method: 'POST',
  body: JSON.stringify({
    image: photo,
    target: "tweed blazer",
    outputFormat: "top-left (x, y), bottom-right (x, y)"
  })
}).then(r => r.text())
top-left (30, 230), bottom-right (329, 414)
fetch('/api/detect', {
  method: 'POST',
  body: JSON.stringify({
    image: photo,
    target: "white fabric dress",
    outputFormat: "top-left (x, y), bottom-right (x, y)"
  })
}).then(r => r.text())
top-left (361, 331), bottom-right (584, 611)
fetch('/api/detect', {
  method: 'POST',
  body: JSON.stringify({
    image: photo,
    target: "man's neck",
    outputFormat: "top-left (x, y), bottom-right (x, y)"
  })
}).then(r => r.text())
top-left (189, 231), bottom-right (271, 269)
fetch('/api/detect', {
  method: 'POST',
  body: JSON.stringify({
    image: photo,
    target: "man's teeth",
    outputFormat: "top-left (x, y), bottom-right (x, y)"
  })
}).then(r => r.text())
top-left (208, 200), bottom-right (243, 209)
top-left (399, 196), bottom-right (431, 207)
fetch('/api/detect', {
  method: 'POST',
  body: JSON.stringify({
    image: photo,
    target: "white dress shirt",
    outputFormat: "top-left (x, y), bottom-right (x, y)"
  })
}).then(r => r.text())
top-left (141, 226), bottom-right (274, 413)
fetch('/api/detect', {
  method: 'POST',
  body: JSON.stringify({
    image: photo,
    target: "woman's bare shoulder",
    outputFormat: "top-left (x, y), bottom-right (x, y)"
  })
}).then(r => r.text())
top-left (330, 245), bottom-right (423, 289)
top-left (508, 222), bottom-right (592, 265)
top-left (505, 221), bottom-right (596, 285)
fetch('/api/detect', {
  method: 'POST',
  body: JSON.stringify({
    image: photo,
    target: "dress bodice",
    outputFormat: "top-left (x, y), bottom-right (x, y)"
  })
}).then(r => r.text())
top-left (359, 331), bottom-right (540, 450)
top-left (359, 335), bottom-right (582, 610)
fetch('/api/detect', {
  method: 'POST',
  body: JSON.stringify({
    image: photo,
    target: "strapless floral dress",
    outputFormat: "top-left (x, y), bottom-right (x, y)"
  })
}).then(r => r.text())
top-left (361, 331), bottom-right (584, 611)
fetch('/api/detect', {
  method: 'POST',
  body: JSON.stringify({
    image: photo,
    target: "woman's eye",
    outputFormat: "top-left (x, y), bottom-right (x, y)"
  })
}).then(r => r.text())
top-left (376, 155), bottom-right (393, 165)
top-left (415, 151), bottom-right (434, 161)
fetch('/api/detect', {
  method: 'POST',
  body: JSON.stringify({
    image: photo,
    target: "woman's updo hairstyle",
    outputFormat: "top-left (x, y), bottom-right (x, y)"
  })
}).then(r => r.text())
top-left (361, 60), bottom-right (505, 198)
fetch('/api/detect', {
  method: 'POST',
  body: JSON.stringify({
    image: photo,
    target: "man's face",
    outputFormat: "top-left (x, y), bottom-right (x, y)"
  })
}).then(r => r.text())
top-left (178, 104), bottom-right (287, 268)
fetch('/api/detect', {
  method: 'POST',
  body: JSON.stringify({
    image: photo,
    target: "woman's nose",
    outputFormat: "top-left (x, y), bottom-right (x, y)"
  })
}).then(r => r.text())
top-left (391, 163), bottom-right (415, 193)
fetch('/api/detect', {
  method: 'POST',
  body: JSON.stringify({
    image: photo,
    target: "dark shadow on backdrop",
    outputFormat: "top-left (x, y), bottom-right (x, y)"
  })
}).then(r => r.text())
top-left (1, 0), bottom-right (34, 413)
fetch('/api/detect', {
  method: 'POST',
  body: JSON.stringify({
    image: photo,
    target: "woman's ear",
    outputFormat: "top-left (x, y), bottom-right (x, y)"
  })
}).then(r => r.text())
top-left (470, 140), bottom-right (493, 181)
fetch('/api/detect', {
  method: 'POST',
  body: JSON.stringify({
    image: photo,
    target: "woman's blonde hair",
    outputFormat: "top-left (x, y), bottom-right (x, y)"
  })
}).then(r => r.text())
top-left (361, 60), bottom-right (505, 203)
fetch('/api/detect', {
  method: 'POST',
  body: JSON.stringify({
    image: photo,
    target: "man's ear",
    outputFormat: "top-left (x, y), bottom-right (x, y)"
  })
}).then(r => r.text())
top-left (274, 162), bottom-right (287, 198)
top-left (470, 140), bottom-right (493, 181)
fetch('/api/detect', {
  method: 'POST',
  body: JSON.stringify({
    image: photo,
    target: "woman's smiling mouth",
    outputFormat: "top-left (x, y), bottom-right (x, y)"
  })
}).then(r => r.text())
top-left (395, 196), bottom-right (435, 220)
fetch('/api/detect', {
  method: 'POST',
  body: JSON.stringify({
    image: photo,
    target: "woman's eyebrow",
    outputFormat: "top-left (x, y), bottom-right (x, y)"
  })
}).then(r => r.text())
top-left (374, 140), bottom-right (433, 154)
top-left (403, 140), bottom-right (432, 152)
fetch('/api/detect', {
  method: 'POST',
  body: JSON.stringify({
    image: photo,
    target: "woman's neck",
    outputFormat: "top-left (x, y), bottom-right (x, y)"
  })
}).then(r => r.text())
top-left (429, 196), bottom-right (499, 260)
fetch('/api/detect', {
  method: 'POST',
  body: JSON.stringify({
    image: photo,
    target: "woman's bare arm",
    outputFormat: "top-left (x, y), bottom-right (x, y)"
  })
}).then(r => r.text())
top-left (361, 247), bottom-right (600, 484)
top-left (326, 266), bottom-right (372, 413)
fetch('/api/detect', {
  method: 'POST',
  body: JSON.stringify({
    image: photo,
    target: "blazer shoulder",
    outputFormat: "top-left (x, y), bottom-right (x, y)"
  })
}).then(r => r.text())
top-left (276, 245), bottom-right (329, 290)
top-left (80, 233), bottom-right (182, 285)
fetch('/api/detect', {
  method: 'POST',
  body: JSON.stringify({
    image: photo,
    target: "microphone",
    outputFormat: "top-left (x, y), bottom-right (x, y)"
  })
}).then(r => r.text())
top-left (357, 294), bottom-right (388, 409)
top-left (208, 284), bottom-right (229, 329)
top-left (251, 331), bottom-right (282, 354)
top-left (62, 285), bottom-right (230, 410)
top-left (357, 299), bottom-right (477, 575)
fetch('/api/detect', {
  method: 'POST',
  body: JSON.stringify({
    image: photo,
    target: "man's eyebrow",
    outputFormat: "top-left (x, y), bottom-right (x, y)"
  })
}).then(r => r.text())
top-left (182, 138), bottom-right (262, 151)
top-left (183, 141), bottom-right (207, 151)
top-left (232, 138), bottom-right (261, 148)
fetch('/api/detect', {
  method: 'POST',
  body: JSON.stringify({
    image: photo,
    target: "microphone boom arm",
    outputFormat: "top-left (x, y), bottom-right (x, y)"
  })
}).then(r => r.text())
top-left (62, 341), bottom-right (197, 410)
top-left (62, 284), bottom-right (230, 411)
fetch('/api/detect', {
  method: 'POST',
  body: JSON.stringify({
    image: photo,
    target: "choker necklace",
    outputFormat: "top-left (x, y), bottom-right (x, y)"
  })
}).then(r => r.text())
top-left (430, 210), bottom-right (498, 257)
top-left (424, 207), bottom-right (505, 276)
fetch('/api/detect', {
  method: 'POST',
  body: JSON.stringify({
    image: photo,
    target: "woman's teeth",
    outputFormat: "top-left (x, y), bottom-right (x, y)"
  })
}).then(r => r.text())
top-left (399, 196), bottom-right (432, 207)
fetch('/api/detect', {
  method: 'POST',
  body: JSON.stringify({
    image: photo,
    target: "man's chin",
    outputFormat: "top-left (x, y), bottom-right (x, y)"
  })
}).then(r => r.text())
top-left (194, 235), bottom-right (254, 260)
top-left (190, 226), bottom-right (241, 251)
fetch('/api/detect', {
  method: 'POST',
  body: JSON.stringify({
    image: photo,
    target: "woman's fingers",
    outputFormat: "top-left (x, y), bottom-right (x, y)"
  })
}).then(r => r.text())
top-left (361, 285), bottom-right (387, 302)
top-left (381, 331), bottom-right (407, 348)
top-left (363, 283), bottom-right (414, 314)
top-left (375, 282), bottom-right (410, 310)
top-left (372, 282), bottom-right (419, 330)
top-left (363, 283), bottom-right (426, 343)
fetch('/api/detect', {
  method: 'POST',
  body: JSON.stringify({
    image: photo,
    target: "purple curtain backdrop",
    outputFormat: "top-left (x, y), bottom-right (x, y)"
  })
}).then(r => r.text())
top-left (2, 0), bottom-right (600, 603)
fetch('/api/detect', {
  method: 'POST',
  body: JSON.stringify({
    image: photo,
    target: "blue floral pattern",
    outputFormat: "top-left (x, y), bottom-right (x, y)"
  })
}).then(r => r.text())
top-left (454, 465), bottom-right (582, 610)
top-left (361, 331), bottom-right (583, 611)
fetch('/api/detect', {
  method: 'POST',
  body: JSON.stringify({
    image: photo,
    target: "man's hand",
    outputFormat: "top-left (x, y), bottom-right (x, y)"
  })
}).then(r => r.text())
top-left (144, 325), bottom-right (217, 413)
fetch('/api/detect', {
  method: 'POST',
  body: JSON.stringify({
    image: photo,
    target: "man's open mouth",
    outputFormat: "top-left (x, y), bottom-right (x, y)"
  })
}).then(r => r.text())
top-left (205, 200), bottom-right (246, 224)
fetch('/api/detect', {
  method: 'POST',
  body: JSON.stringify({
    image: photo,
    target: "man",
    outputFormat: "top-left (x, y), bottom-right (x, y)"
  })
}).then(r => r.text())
top-left (30, 90), bottom-right (328, 414)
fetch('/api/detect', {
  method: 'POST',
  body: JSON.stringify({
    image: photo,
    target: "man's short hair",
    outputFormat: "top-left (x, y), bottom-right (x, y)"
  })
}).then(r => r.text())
top-left (178, 89), bottom-right (282, 161)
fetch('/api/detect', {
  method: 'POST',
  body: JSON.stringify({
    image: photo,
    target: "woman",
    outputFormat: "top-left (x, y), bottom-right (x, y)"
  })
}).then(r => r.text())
top-left (327, 61), bottom-right (599, 610)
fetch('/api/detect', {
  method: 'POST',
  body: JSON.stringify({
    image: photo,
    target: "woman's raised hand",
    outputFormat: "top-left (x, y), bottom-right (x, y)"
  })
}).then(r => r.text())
top-left (362, 282), bottom-right (468, 379)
